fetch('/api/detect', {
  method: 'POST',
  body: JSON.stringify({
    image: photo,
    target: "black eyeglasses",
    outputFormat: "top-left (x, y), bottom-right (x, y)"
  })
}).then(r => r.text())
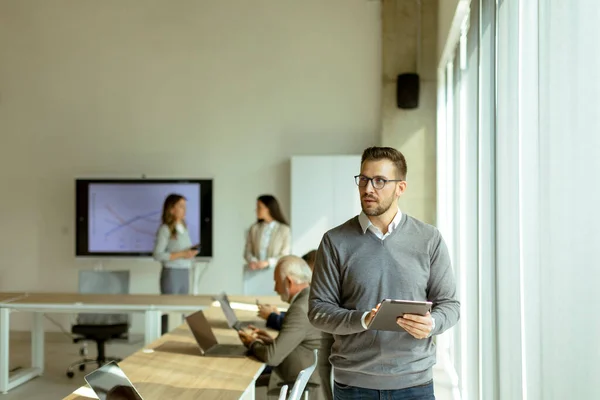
top-left (354, 175), bottom-right (404, 190)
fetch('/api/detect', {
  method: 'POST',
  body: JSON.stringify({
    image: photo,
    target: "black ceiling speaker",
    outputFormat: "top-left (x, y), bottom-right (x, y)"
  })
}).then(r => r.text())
top-left (396, 73), bottom-right (420, 109)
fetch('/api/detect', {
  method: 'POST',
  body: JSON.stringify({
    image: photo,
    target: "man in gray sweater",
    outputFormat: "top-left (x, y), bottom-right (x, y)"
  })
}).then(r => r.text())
top-left (308, 147), bottom-right (460, 400)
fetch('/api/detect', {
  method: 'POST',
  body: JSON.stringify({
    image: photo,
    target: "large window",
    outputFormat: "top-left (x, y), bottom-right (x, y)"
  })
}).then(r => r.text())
top-left (438, 0), bottom-right (600, 399)
top-left (436, 1), bottom-right (496, 399)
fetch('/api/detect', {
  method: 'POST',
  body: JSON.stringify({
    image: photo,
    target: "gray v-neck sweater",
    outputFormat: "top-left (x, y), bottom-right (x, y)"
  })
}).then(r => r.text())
top-left (308, 214), bottom-right (460, 390)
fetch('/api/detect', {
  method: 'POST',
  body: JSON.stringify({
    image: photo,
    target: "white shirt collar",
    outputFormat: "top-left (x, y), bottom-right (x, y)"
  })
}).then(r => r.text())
top-left (358, 209), bottom-right (403, 235)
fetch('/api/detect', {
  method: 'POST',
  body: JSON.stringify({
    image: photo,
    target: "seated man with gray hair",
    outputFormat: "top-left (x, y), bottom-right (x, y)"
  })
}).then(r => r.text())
top-left (257, 250), bottom-right (318, 331)
top-left (238, 255), bottom-right (333, 400)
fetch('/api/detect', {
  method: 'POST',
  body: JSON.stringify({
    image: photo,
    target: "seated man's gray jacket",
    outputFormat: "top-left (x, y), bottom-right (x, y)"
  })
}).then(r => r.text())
top-left (250, 287), bottom-right (333, 400)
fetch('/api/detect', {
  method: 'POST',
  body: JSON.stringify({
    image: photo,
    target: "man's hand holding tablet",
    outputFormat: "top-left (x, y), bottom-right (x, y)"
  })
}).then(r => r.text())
top-left (365, 299), bottom-right (434, 339)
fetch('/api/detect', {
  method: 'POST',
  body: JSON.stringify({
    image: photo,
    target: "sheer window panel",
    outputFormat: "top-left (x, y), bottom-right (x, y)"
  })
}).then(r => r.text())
top-left (537, 0), bottom-right (600, 398)
top-left (477, 0), bottom-right (499, 399)
top-left (457, 2), bottom-right (480, 399)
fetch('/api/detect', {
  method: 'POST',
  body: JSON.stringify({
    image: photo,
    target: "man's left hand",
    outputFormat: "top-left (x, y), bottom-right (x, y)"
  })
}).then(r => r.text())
top-left (248, 325), bottom-right (274, 345)
top-left (397, 312), bottom-right (433, 339)
top-left (238, 330), bottom-right (255, 348)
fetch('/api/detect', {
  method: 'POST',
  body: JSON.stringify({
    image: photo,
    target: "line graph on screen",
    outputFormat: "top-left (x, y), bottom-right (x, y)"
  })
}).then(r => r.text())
top-left (86, 182), bottom-right (201, 253)
top-left (102, 205), bottom-right (161, 238)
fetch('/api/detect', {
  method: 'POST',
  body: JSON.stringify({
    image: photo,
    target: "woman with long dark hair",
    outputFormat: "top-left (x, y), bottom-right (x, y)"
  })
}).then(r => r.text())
top-left (152, 193), bottom-right (198, 334)
top-left (243, 194), bottom-right (291, 295)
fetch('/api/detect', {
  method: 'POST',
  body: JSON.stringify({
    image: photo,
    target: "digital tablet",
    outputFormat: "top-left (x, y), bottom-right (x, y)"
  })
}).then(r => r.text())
top-left (367, 299), bottom-right (433, 331)
top-left (84, 361), bottom-right (144, 400)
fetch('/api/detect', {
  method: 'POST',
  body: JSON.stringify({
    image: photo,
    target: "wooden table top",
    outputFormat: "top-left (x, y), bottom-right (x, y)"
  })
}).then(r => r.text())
top-left (62, 304), bottom-right (279, 400)
top-left (0, 293), bottom-right (213, 307)
top-left (0, 293), bottom-right (27, 303)
top-left (0, 292), bottom-right (286, 309)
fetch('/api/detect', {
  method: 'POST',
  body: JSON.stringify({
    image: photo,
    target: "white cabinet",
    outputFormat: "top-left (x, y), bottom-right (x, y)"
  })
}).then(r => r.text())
top-left (290, 155), bottom-right (362, 256)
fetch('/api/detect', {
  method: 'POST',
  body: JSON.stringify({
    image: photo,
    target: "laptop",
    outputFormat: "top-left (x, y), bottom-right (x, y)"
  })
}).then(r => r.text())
top-left (185, 310), bottom-right (249, 358)
top-left (213, 292), bottom-right (251, 331)
top-left (84, 361), bottom-right (143, 400)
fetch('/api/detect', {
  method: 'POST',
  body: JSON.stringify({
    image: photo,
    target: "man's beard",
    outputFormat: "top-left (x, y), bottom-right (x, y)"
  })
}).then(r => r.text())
top-left (279, 286), bottom-right (290, 303)
top-left (361, 195), bottom-right (395, 217)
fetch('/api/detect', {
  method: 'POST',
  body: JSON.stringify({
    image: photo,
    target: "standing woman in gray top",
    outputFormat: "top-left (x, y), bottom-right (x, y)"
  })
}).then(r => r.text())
top-left (153, 194), bottom-right (198, 334)
top-left (243, 195), bottom-right (291, 295)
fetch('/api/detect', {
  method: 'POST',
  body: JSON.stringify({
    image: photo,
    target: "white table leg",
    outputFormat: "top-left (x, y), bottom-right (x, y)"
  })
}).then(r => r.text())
top-left (242, 364), bottom-right (266, 400)
top-left (241, 381), bottom-right (256, 400)
top-left (0, 308), bottom-right (10, 394)
top-left (31, 313), bottom-right (44, 373)
top-left (144, 310), bottom-right (162, 346)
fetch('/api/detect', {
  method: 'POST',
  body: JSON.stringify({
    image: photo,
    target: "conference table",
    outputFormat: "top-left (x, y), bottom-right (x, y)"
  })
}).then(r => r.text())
top-left (0, 292), bottom-right (221, 394)
top-left (62, 296), bottom-right (285, 400)
top-left (0, 293), bottom-right (27, 304)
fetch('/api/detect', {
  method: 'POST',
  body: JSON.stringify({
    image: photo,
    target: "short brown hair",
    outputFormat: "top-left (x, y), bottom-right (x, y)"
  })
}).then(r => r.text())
top-left (361, 147), bottom-right (407, 180)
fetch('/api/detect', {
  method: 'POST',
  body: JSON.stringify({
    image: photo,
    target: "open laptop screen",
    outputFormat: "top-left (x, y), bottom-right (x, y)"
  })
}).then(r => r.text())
top-left (84, 361), bottom-right (143, 400)
top-left (214, 292), bottom-right (239, 329)
top-left (185, 310), bottom-right (218, 352)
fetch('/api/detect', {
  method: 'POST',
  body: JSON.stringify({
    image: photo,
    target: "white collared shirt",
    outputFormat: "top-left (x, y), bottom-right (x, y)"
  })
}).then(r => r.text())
top-left (258, 221), bottom-right (277, 261)
top-left (358, 209), bottom-right (403, 240)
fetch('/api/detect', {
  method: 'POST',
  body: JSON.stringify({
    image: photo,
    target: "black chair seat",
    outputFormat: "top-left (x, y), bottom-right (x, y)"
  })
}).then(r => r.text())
top-left (72, 323), bottom-right (128, 340)
top-left (66, 323), bottom-right (129, 378)
top-left (68, 270), bottom-right (131, 378)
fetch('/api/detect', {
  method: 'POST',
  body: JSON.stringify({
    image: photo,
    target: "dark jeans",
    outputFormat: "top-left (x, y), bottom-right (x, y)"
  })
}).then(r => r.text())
top-left (334, 381), bottom-right (435, 400)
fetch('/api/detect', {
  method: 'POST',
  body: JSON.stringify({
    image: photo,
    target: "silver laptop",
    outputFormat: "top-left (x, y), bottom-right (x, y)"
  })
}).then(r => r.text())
top-left (213, 292), bottom-right (250, 331)
top-left (84, 361), bottom-right (143, 400)
top-left (185, 310), bottom-right (249, 358)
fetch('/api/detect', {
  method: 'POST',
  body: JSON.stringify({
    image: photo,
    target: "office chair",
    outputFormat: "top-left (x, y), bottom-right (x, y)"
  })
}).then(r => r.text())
top-left (279, 385), bottom-right (289, 400)
top-left (272, 349), bottom-right (319, 400)
top-left (66, 270), bottom-right (131, 378)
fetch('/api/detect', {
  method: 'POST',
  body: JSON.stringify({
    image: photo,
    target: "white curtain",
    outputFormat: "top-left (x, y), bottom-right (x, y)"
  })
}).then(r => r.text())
top-left (532, 0), bottom-right (600, 399)
top-left (496, 0), bottom-right (600, 398)
top-left (438, 0), bottom-right (600, 399)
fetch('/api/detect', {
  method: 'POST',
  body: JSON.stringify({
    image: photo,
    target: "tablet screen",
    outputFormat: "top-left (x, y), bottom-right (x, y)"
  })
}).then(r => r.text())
top-left (367, 299), bottom-right (432, 331)
top-left (84, 361), bottom-right (143, 400)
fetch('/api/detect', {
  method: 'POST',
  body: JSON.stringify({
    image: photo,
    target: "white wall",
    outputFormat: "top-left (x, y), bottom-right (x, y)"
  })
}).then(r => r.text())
top-left (437, 0), bottom-right (460, 62)
top-left (290, 156), bottom-right (361, 257)
top-left (0, 0), bottom-right (381, 332)
top-left (380, 0), bottom-right (438, 225)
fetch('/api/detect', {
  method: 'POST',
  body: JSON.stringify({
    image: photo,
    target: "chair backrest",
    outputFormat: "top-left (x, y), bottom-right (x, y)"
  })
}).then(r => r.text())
top-left (76, 270), bottom-right (130, 326)
top-left (278, 385), bottom-right (289, 400)
top-left (287, 349), bottom-right (319, 400)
